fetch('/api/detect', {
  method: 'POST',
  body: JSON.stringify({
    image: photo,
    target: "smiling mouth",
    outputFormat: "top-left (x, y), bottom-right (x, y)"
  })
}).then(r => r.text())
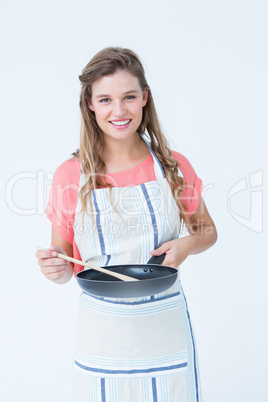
top-left (110, 119), bottom-right (131, 126)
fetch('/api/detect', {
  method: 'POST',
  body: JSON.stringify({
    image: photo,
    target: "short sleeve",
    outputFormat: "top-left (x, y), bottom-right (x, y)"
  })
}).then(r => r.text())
top-left (45, 158), bottom-right (81, 244)
top-left (171, 151), bottom-right (203, 217)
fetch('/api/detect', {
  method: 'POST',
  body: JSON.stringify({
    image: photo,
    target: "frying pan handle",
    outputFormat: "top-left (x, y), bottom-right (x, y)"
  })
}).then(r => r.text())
top-left (147, 253), bottom-right (166, 265)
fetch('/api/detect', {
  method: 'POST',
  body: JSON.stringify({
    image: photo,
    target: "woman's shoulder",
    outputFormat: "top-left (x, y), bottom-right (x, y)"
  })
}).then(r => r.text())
top-left (170, 150), bottom-right (192, 166)
top-left (52, 157), bottom-right (81, 185)
top-left (170, 150), bottom-right (199, 179)
top-left (170, 150), bottom-right (202, 215)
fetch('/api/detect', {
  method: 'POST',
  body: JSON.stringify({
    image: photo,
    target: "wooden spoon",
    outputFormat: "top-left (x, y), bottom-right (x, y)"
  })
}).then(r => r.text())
top-left (36, 247), bottom-right (139, 282)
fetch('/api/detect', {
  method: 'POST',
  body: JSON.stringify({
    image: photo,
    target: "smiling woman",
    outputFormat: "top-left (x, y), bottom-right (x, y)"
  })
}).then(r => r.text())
top-left (87, 70), bottom-right (148, 141)
top-left (36, 46), bottom-right (217, 401)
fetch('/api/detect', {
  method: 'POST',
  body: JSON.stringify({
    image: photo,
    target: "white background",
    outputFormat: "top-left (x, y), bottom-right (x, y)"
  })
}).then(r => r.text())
top-left (1, 0), bottom-right (267, 401)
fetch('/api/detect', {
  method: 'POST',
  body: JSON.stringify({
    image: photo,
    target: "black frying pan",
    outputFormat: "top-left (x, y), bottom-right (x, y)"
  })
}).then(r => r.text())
top-left (76, 254), bottom-right (178, 298)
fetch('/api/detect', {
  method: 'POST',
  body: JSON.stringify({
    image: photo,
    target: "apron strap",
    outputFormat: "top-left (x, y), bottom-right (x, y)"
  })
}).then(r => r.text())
top-left (142, 136), bottom-right (183, 179)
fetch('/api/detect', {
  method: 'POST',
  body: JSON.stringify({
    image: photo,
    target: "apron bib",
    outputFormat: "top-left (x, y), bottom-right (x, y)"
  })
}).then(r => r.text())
top-left (72, 139), bottom-right (203, 402)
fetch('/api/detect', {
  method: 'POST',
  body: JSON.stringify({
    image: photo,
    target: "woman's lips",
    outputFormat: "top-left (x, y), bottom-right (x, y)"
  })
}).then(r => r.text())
top-left (109, 119), bottom-right (132, 129)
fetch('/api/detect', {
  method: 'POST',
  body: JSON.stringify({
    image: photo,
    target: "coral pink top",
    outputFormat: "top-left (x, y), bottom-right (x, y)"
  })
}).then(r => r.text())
top-left (46, 151), bottom-right (202, 274)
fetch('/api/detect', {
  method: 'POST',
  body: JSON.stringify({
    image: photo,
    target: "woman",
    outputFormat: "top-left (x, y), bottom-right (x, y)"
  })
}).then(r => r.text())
top-left (36, 47), bottom-right (217, 401)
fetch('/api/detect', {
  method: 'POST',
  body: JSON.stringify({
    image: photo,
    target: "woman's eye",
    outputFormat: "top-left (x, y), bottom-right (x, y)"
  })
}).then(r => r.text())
top-left (99, 96), bottom-right (135, 103)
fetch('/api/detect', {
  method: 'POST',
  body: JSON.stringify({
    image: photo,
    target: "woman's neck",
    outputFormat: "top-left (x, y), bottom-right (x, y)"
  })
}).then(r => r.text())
top-left (101, 134), bottom-right (150, 174)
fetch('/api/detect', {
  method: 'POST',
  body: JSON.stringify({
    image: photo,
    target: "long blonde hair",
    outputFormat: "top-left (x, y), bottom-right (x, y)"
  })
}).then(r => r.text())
top-left (75, 47), bottom-right (188, 224)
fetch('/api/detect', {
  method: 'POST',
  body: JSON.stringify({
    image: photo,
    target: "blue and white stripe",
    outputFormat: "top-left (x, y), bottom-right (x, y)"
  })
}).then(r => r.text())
top-left (141, 139), bottom-right (165, 179)
top-left (180, 282), bottom-right (203, 402)
top-left (129, 185), bottom-right (151, 264)
top-left (95, 187), bottom-right (122, 265)
top-left (75, 350), bottom-right (187, 370)
top-left (85, 377), bottom-right (118, 402)
top-left (92, 190), bottom-right (111, 266)
top-left (140, 183), bottom-right (158, 249)
top-left (75, 352), bottom-right (187, 379)
top-left (80, 290), bottom-right (181, 316)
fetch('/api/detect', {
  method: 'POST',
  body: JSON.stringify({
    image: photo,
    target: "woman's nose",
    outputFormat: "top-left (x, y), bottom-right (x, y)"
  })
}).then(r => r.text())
top-left (112, 101), bottom-right (126, 116)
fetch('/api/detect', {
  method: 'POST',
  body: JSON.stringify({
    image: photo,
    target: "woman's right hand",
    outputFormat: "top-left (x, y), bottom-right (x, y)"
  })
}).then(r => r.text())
top-left (36, 245), bottom-right (71, 283)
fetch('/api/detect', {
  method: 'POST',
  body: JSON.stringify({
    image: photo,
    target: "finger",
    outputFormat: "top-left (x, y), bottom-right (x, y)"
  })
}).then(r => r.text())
top-left (162, 249), bottom-right (184, 268)
top-left (162, 256), bottom-right (177, 268)
top-left (150, 242), bottom-right (172, 256)
top-left (36, 250), bottom-right (57, 259)
top-left (41, 265), bottom-right (67, 275)
top-left (40, 257), bottom-right (68, 267)
top-left (49, 245), bottom-right (63, 254)
top-left (46, 268), bottom-right (67, 281)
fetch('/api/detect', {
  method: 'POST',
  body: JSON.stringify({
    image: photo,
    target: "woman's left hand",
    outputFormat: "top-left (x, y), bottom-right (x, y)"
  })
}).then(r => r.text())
top-left (151, 197), bottom-right (218, 268)
top-left (150, 237), bottom-right (192, 268)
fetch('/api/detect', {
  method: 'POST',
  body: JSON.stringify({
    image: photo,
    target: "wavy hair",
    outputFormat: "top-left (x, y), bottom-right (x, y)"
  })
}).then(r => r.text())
top-left (75, 47), bottom-right (188, 224)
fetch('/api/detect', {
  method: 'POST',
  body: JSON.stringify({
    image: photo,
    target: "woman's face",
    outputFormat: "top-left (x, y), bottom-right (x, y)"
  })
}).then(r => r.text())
top-left (88, 70), bottom-right (148, 143)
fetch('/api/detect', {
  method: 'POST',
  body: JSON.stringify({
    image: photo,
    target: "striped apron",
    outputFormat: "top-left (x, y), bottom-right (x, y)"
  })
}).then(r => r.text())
top-left (72, 140), bottom-right (203, 401)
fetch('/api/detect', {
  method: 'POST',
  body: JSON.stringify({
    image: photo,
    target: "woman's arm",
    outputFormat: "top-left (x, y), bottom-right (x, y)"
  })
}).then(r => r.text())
top-left (36, 226), bottom-right (74, 284)
top-left (184, 196), bottom-right (218, 255)
top-left (151, 197), bottom-right (217, 268)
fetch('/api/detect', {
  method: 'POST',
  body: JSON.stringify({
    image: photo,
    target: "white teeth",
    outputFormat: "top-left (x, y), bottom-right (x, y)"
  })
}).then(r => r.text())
top-left (110, 119), bottom-right (131, 126)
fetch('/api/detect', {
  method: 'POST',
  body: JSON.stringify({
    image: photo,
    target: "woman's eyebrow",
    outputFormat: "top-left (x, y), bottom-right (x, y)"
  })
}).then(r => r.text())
top-left (95, 90), bottom-right (139, 99)
top-left (123, 90), bottom-right (139, 95)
